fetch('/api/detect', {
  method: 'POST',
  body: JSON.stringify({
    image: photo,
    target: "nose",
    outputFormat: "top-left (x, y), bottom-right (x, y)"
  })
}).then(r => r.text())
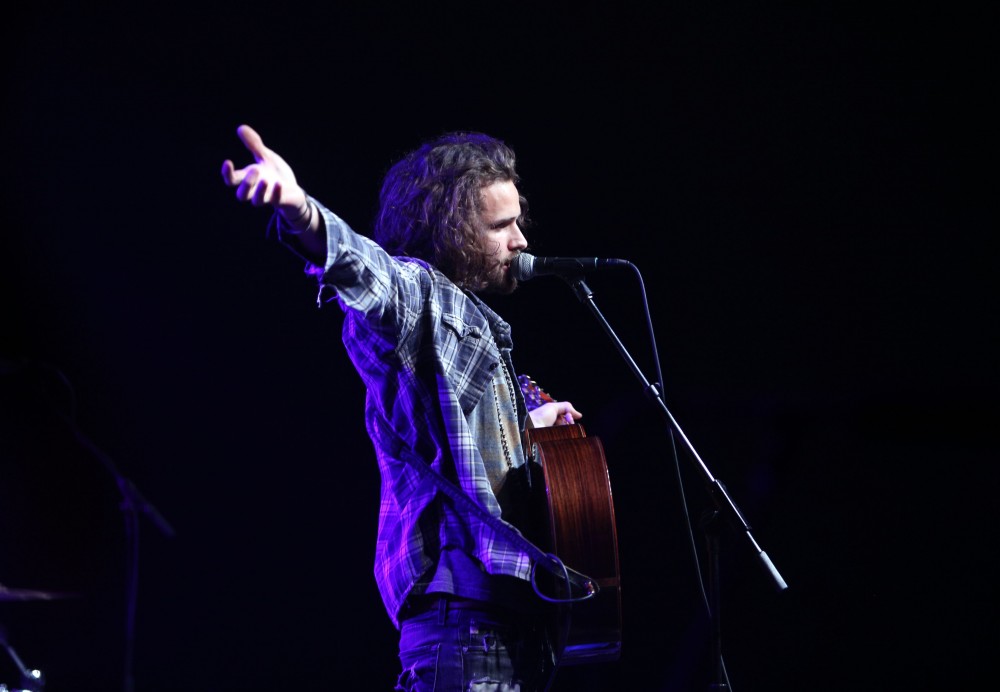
top-left (509, 224), bottom-right (528, 251)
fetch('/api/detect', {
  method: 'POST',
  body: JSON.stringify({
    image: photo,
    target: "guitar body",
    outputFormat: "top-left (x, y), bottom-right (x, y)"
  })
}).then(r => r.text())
top-left (524, 422), bottom-right (623, 665)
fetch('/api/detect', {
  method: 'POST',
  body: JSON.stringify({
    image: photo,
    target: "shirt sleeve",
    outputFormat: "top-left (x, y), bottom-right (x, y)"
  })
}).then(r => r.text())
top-left (274, 196), bottom-right (429, 341)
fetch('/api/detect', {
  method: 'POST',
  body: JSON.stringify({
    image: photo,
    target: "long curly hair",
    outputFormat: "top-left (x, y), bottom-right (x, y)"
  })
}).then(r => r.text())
top-left (374, 132), bottom-right (529, 288)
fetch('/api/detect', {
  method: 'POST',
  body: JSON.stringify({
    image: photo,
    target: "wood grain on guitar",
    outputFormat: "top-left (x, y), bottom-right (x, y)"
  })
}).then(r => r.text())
top-left (518, 374), bottom-right (623, 665)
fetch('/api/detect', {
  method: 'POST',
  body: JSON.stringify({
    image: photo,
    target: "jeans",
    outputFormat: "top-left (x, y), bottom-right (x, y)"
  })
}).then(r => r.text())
top-left (395, 598), bottom-right (556, 692)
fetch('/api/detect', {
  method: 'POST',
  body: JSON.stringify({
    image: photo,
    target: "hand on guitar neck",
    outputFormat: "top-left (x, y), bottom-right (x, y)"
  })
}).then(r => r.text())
top-left (517, 375), bottom-right (582, 429)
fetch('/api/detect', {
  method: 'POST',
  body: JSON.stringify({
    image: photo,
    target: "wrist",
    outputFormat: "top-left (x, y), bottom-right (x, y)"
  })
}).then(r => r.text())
top-left (281, 196), bottom-right (314, 233)
top-left (526, 409), bottom-right (542, 429)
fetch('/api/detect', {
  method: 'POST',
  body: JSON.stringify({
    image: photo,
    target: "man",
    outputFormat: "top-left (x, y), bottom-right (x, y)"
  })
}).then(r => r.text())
top-left (222, 125), bottom-right (582, 691)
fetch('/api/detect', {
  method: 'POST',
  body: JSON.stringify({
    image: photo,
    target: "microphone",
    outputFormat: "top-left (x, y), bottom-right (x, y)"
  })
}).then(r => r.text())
top-left (510, 252), bottom-right (629, 281)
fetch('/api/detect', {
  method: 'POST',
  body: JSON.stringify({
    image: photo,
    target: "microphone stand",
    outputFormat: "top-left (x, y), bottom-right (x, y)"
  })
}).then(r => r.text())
top-left (5, 361), bottom-right (176, 692)
top-left (561, 276), bottom-right (787, 689)
top-left (1, 624), bottom-right (46, 691)
top-left (65, 419), bottom-right (176, 692)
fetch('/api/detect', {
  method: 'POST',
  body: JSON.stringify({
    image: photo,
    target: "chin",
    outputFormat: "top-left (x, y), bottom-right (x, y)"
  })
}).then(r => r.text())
top-left (481, 275), bottom-right (518, 295)
top-left (497, 279), bottom-right (518, 295)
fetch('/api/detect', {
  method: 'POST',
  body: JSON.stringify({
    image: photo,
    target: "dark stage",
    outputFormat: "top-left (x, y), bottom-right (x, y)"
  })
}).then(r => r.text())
top-left (1, 3), bottom-right (993, 690)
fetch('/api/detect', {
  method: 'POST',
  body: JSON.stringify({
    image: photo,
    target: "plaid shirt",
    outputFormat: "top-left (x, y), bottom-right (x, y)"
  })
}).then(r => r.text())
top-left (285, 200), bottom-right (534, 628)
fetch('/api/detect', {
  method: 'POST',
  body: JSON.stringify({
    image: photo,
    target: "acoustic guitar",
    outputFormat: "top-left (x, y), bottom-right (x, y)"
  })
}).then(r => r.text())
top-left (518, 375), bottom-right (623, 665)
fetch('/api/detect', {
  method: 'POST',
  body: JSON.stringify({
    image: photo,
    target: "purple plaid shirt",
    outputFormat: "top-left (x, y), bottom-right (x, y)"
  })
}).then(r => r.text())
top-left (281, 200), bottom-right (534, 628)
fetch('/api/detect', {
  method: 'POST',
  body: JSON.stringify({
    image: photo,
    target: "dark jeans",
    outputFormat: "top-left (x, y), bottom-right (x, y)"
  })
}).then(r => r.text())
top-left (395, 597), bottom-right (556, 692)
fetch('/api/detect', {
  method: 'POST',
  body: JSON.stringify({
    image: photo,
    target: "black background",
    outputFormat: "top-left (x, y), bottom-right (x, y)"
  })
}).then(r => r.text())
top-left (1, 2), bottom-right (994, 690)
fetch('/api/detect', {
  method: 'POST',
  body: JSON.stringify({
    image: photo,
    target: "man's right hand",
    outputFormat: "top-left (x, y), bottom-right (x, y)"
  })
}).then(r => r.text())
top-left (221, 124), bottom-right (308, 220)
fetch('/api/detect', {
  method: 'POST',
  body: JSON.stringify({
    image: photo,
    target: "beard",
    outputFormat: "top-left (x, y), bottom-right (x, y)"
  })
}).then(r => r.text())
top-left (478, 257), bottom-right (519, 295)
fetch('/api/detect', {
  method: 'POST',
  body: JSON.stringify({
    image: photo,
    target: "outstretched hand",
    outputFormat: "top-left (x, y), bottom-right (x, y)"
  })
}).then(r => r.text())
top-left (221, 124), bottom-right (307, 213)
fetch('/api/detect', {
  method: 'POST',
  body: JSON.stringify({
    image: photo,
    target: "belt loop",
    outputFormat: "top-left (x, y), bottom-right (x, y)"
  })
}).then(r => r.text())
top-left (437, 595), bottom-right (448, 625)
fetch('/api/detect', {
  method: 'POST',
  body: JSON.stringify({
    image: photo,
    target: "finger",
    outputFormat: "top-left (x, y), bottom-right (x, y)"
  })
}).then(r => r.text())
top-left (235, 168), bottom-right (259, 201)
top-left (565, 408), bottom-right (581, 424)
top-left (221, 159), bottom-right (240, 187)
top-left (250, 176), bottom-right (272, 206)
top-left (561, 401), bottom-right (582, 419)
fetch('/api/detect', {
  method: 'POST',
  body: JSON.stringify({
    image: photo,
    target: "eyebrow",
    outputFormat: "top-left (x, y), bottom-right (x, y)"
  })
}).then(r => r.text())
top-left (487, 215), bottom-right (519, 230)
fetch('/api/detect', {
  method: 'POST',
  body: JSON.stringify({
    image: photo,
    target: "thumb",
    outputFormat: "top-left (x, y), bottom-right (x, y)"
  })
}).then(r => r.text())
top-left (236, 124), bottom-right (269, 161)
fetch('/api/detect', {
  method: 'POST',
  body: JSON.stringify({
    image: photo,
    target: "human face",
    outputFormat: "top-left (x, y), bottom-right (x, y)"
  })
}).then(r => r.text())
top-left (478, 180), bottom-right (528, 294)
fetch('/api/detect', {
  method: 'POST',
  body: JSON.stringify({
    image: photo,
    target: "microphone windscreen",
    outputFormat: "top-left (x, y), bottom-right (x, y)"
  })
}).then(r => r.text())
top-left (511, 252), bottom-right (536, 281)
